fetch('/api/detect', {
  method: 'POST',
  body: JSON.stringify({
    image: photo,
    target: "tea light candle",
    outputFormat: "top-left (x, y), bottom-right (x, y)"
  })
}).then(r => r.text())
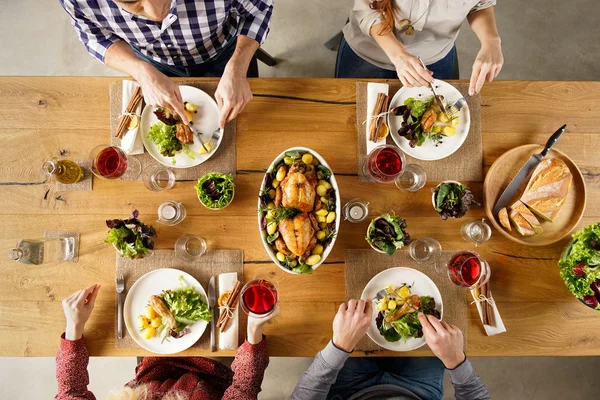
top-left (160, 204), bottom-right (177, 220)
top-left (349, 205), bottom-right (365, 220)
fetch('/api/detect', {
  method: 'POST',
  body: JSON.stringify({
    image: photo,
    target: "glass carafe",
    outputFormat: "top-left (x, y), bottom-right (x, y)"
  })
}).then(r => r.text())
top-left (9, 238), bottom-right (75, 265)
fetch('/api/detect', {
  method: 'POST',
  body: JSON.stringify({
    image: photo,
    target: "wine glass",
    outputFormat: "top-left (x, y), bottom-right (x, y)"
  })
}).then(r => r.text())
top-left (362, 145), bottom-right (406, 183)
top-left (446, 251), bottom-right (491, 289)
top-left (240, 279), bottom-right (278, 318)
top-left (90, 145), bottom-right (141, 180)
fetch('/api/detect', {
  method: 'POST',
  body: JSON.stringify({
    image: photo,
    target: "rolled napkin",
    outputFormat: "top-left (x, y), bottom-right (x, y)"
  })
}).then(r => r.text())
top-left (470, 282), bottom-right (506, 336)
top-left (218, 272), bottom-right (239, 350)
top-left (365, 82), bottom-right (389, 155)
top-left (120, 80), bottom-right (144, 155)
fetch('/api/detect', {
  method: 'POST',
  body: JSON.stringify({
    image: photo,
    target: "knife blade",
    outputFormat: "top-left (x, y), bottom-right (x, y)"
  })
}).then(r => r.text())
top-left (417, 57), bottom-right (449, 119)
top-left (187, 123), bottom-right (210, 154)
top-left (492, 124), bottom-right (567, 215)
top-left (208, 276), bottom-right (217, 352)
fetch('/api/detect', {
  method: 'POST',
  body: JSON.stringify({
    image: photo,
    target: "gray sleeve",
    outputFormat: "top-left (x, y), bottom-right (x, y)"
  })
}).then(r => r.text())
top-left (448, 359), bottom-right (491, 400)
top-left (352, 0), bottom-right (383, 37)
top-left (290, 341), bottom-right (350, 400)
top-left (470, 0), bottom-right (496, 13)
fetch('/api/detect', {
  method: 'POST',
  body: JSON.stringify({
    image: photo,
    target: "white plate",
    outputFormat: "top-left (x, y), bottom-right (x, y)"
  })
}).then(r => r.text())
top-left (140, 85), bottom-right (222, 169)
top-left (123, 268), bottom-right (209, 354)
top-left (387, 80), bottom-right (470, 161)
top-left (257, 147), bottom-right (341, 275)
top-left (361, 267), bottom-right (443, 352)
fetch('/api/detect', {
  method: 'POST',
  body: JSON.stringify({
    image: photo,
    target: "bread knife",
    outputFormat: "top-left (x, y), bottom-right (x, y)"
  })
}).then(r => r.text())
top-left (492, 124), bottom-right (567, 215)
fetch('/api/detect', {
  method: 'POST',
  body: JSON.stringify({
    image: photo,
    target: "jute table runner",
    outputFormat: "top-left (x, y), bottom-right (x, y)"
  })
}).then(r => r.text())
top-left (115, 249), bottom-right (244, 350)
top-left (345, 249), bottom-right (468, 352)
top-left (55, 160), bottom-right (92, 192)
top-left (109, 81), bottom-right (236, 181)
top-left (356, 81), bottom-right (482, 183)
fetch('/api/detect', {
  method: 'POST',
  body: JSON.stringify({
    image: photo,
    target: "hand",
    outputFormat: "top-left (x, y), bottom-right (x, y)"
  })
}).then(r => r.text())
top-left (392, 53), bottom-right (434, 88)
top-left (215, 68), bottom-right (253, 128)
top-left (332, 299), bottom-right (373, 352)
top-left (469, 39), bottom-right (503, 96)
top-left (247, 305), bottom-right (280, 345)
top-left (136, 63), bottom-right (189, 124)
top-left (419, 313), bottom-right (466, 369)
top-left (62, 284), bottom-right (101, 341)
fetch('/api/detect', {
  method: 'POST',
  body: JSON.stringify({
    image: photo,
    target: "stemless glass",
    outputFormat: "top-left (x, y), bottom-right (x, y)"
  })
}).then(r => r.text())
top-left (461, 219), bottom-right (492, 247)
top-left (142, 164), bottom-right (175, 191)
top-left (409, 237), bottom-right (442, 273)
top-left (446, 251), bottom-right (491, 289)
top-left (175, 234), bottom-right (207, 261)
top-left (240, 279), bottom-right (278, 318)
top-left (395, 164), bottom-right (427, 192)
top-left (90, 145), bottom-right (141, 180)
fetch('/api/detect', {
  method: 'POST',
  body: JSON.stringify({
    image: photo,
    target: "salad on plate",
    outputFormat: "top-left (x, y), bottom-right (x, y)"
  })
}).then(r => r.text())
top-left (105, 209), bottom-right (156, 259)
top-left (375, 284), bottom-right (441, 343)
top-left (147, 103), bottom-right (199, 163)
top-left (138, 276), bottom-right (212, 342)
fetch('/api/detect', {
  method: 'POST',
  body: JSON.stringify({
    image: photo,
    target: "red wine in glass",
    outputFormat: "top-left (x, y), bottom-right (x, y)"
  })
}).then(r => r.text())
top-left (241, 280), bottom-right (278, 316)
top-left (447, 251), bottom-right (489, 288)
top-left (96, 146), bottom-right (128, 178)
top-left (365, 145), bottom-right (405, 183)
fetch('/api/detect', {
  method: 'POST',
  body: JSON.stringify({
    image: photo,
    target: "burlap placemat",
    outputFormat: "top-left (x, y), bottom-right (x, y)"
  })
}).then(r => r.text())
top-left (44, 231), bottom-right (80, 262)
top-left (345, 249), bottom-right (468, 352)
top-left (55, 160), bottom-right (92, 192)
top-left (115, 249), bottom-right (244, 350)
top-left (356, 81), bottom-right (482, 183)
top-left (109, 80), bottom-right (236, 181)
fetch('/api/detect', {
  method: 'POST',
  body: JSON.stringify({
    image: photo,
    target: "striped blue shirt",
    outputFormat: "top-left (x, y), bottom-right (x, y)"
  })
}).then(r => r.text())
top-left (59, 0), bottom-right (273, 67)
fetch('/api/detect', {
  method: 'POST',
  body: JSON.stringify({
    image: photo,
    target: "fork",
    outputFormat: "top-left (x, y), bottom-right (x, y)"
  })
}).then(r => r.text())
top-left (207, 127), bottom-right (222, 149)
top-left (447, 97), bottom-right (467, 116)
top-left (116, 270), bottom-right (125, 339)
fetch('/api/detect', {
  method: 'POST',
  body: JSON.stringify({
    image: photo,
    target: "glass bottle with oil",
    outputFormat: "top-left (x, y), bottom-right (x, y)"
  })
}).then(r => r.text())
top-left (42, 158), bottom-right (83, 184)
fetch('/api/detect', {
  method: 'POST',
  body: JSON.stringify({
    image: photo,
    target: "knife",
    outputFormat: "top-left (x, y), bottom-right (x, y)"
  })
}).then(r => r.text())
top-left (208, 276), bottom-right (217, 352)
top-left (417, 57), bottom-right (449, 119)
top-left (492, 124), bottom-right (567, 215)
top-left (187, 123), bottom-right (210, 154)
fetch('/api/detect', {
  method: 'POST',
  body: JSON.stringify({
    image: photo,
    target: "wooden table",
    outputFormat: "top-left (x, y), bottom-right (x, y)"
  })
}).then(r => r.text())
top-left (0, 78), bottom-right (599, 357)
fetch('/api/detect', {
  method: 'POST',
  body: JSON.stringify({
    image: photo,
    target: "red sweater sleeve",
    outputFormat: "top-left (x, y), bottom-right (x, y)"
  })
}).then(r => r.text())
top-left (55, 333), bottom-right (96, 400)
top-left (222, 338), bottom-right (269, 400)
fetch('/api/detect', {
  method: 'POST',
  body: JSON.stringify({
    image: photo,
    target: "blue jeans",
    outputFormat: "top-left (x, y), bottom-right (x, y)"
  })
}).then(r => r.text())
top-left (131, 39), bottom-right (258, 78)
top-left (328, 357), bottom-right (444, 400)
top-left (336, 37), bottom-right (458, 80)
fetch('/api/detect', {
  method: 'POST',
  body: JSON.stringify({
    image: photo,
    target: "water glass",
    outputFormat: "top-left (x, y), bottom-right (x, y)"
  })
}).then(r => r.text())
top-left (409, 237), bottom-right (442, 273)
top-left (175, 234), bottom-right (207, 261)
top-left (395, 164), bottom-right (427, 192)
top-left (461, 219), bottom-right (492, 247)
top-left (342, 199), bottom-right (370, 223)
top-left (142, 165), bottom-right (175, 192)
top-left (157, 201), bottom-right (187, 226)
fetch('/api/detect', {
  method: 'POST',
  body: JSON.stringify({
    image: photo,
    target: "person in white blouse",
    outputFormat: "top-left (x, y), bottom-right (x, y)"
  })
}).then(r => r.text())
top-left (338, 0), bottom-right (503, 95)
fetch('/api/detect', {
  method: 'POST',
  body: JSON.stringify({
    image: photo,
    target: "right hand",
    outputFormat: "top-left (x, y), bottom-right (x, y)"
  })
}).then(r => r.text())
top-left (62, 284), bottom-right (101, 341)
top-left (392, 53), bottom-right (434, 88)
top-left (332, 299), bottom-right (373, 352)
top-left (247, 305), bottom-right (280, 345)
top-left (419, 313), bottom-right (466, 369)
top-left (136, 64), bottom-right (189, 124)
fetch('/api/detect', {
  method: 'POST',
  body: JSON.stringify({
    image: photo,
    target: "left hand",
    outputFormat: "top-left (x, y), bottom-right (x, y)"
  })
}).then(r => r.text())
top-left (215, 68), bottom-right (253, 129)
top-left (62, 284), bottom-right (101, 341)
top-left (469, 39), bottom-right (503, 96)
top-left (247, 305), bottom-right (280, 344)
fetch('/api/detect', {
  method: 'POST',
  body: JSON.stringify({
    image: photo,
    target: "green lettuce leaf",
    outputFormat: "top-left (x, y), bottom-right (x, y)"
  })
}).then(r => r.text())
top-left (161, 283), bottom-right (211, 325)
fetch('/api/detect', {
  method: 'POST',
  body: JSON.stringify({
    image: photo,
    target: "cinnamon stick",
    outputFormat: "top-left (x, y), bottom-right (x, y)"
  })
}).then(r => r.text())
top-left (485, 282), bottom-right (496, 327)
top-left (217, 280), bottom-right (242, 331)
top-left (115, 86), bottom-right (142, 139)
top-left (368, 93), bottom-right (387, 142)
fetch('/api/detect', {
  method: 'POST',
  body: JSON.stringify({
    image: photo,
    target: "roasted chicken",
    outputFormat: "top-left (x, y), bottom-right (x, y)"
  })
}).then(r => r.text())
top-left (280, 172), bottom-right (316, 212)
top-left (278, 213), bottom-right (316, 256)
top-left (420, 95), bottom-right (444, 133)
top-left (384, 294), bottom-right (422, 323)
top-left (175, 122), bottom-right (194, 144)
top-left (149, 295), bottom-right (177, 330)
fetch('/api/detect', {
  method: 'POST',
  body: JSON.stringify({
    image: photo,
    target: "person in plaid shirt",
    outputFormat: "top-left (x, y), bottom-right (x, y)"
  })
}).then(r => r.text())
top-left (60, 0), bottom-right (273, 128)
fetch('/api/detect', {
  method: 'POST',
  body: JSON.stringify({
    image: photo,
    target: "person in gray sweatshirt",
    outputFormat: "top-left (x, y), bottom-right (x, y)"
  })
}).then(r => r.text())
top-left (291, 299), bottom-right (490, 400)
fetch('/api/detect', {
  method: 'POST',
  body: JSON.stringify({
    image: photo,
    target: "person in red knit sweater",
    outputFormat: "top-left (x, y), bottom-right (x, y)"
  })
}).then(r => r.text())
top-left (56, 284), bottom-right (278, 400)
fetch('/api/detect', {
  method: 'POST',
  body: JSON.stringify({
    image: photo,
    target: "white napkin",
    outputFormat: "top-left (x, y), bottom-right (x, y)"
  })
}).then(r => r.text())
top-left (120, 80), bottom-right (144, 155)
top-left (365, 82), bottom-right (389, 155)
top-left (471, 291), bottom-right (507, 336)
top-left (218, 272), bottom-right (239, 350)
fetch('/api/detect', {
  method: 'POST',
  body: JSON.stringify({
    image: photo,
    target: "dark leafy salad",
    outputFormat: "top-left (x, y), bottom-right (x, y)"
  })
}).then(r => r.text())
top-left (366, 213), bottom-right (410, 255)
top-left (559, 222), bottom-right (600, 309)
top-left (375, 284), bottom-right (440, 343)
top-left (395, 96), bottom-right (460, 148)
top-left (433, 182), bottom-right (479, 220)
top-left (105, 209), bottom-right (156, 259)
top-left (195, 173), bottom-right (235, 209)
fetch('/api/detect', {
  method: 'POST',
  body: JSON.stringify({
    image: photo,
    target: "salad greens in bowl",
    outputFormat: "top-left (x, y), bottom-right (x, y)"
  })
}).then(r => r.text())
top-left (559, 222), bottom-right (600, 310)
top-left (366, 213), bottom-right (410, 255)
top-left (432, 180), bottom-right (479, 220)
top-left (105, 209), bottom-right (156, 259)
top-left (195, 173), bottom-right (235, 210)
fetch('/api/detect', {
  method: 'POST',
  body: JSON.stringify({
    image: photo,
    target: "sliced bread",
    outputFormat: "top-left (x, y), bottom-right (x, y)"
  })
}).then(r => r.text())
top-left (498, 207), bottom-right (511, 232)
top-left (510, 200), bottom-right (543, 234)
top-left (509, 209), bottom-right (536, 237)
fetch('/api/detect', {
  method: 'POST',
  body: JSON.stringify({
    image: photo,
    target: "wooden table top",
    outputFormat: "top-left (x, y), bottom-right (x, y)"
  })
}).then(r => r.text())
top-left (0, 77), bottom-right (599, 357)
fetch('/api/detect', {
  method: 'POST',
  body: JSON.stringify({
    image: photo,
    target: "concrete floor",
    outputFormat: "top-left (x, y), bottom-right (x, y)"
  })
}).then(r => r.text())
top-left (1, 0), bottom-right (599, 399)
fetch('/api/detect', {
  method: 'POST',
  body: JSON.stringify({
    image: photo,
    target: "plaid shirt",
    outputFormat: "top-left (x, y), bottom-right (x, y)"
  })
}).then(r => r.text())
top-left (59, 0), bottom-right (273, 67)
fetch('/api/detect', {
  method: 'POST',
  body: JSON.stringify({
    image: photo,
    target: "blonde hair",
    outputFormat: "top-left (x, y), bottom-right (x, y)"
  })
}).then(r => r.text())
top-left (106, 385), bottom-right (187, 400)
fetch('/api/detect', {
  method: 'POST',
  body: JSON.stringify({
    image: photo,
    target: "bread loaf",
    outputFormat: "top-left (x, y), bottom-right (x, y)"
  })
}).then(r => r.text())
top-left (520, 158), bottom-right (572, 222)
